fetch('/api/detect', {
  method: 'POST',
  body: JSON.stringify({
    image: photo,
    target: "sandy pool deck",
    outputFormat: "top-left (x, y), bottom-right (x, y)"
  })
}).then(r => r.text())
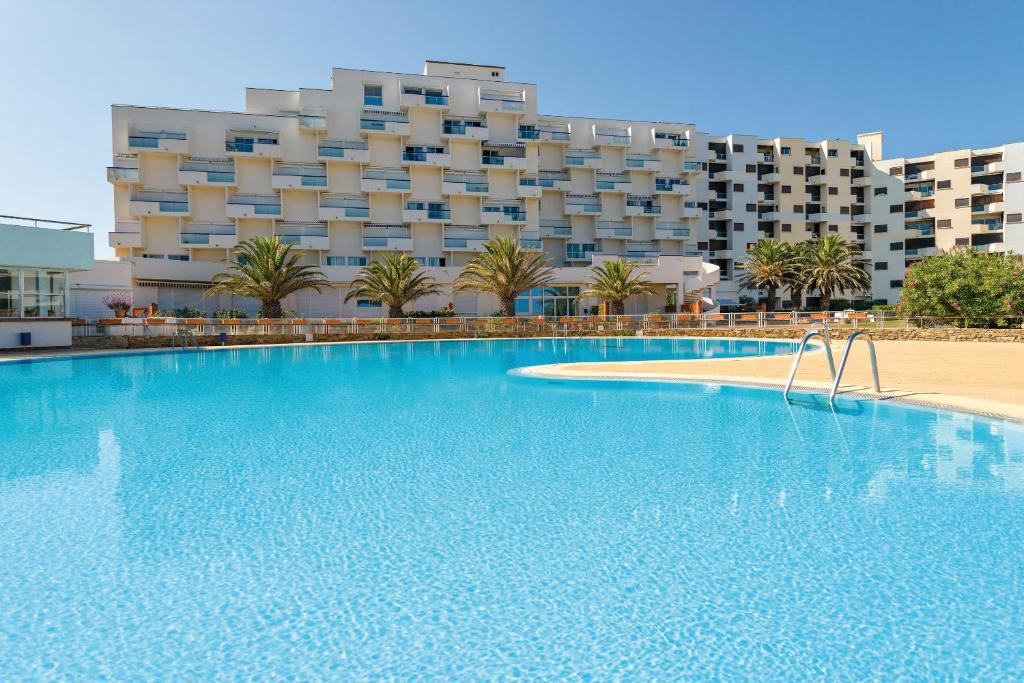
top-left (521, 340), bottom-right (1024, 422)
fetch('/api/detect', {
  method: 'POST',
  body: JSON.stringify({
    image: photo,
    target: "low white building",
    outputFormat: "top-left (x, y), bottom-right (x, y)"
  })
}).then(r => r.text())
top-left (0, 215), bottom-right (95, 348)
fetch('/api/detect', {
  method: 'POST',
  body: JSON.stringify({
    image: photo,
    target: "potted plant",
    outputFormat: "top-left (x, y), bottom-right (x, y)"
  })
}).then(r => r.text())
top-left (102, 292), bottom-right (132, 319)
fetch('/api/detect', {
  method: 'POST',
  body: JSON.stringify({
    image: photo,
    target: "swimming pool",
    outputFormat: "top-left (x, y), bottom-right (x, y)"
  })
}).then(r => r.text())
top-left (2, 338), bottom-right (1022, 678)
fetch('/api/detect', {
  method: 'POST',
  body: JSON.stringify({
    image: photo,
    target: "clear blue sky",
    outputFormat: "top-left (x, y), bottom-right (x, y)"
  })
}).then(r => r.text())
top-left (4, 0), bottom-right (1023, 257)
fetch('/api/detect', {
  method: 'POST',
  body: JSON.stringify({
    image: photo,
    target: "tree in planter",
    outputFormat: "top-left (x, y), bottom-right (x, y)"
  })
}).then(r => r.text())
top-left (898, 248), bottom-right (1024, 327)
top-left (581, 258), bottom-right (656, 316)
top-left (203, 236), bottom-right (330, 318)
top-left (102, 292), bottom-right (133, 318)
top-left (798, 235), bottom-right (871, 311)
top-left (344, 253), bottom-right (443, 318)
top-left (736, 239), bottom-right (801, 311)
top-left (453, 236), bottom-right (555, 316)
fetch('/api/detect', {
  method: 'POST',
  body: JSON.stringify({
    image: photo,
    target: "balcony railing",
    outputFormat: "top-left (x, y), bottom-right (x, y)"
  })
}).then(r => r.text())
top-left (596, 221), bottom-right (632, 238)
top-left (131, 189), bottom-right (189, 213)
top-left (273, 163), bottom-right (327, 187)
top-left (360, 110), bottom-right (410, 131)
top-left (654, 132), bottom-right (688, 147)
top-left (443, 171), bottom-right (489, 193)
top-left (107, 166), bottom-right (140, 183)
top-left (320, 194), bottom-right (370, 218)
top-left (479, 89), bottom-right (525, 111)
top-left (565, 194), bottom-right (602, 213)
top-left (227, 193), bottom-right (282, 214)
top-left (442, 119), bottom-right (487, 136)
top-left (594, 126), bottom-right (631, 145)
top-left (540, 219), bottom-right (572, 237)
top-left (129, 130), bottom-right (186, 148)
top-left (362, 168), bottom-right (411, 190)
top-left (655, 222), bottom-right (691, 239)
top-left (538, 170), bottom-right (571, 187)
top-left (405, 201), bottom-right (451, 220)
top-left (180, 222), bottom-right (236, 245)
top-left (565, 149), bottom-right (601, 166)
top-left (595, 172), bottom-right (631, 191)
top-left (318, 138), bottom-right (369, 159)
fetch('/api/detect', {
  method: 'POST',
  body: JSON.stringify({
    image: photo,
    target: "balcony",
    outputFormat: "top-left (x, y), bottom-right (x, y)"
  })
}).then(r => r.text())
top-left (625, 242), bottom-right (660, 259)
top-left (478, 88), bottom-right (526, 113)
top-left (518, 121), bottom-right (571, 143)
top-left (318, 193), bottom-right (370, 222)
top-left (653, 131), bottom-right (689, 149)
top-left (905, 169), bottom-right (934, 181)
top-left (442, 118), bottom-right (488, 140)
top-left (402, 144), bottom-right (451, 167)
top-left (278, 222), bottom-right (330, 250)
top-left (129, 189), bottom-right (189, 216)
top-left (565, 193), bottom-right (602, 215)
top-left (971, 161), bottom-right (1003, 175)
top-left (404, 200), bottom-right (451, 223)
top-left (593, 125), bottom-right (631, 147)
top-left (565, 243), bottom-right (597, 262)
top-left (760, 172), bottom-right (782, 183)
top-left (655, 177), bottom-right (689, 195)
top-left (655, 221), bottom-right (691, 240)
top-left (178, 157), bottom-right (236, 186)
top-left (481, 142), bottom-right (527, 170)
top-left (400, 85), bottom-right (449, 109)
top-left (709, 209), bottom-right (732, 221)
top-left (538, 170), bottom-right (572, 191)
top-left (271, 162), bottom-right (327, 190)
top-left (359, 109), bottom-right (411, 136)
top-left (625, 195), bottom-right (661, 216)
top-left (539, 219), bottom-right (572, 238)
top-left (361, 167), bottom-right (411, 193)
top-left (108, 222), bottom-right (142, 249)
top-left (972, 201), bottom-right (1004, 214)
top-left (851, 175), bottom-right (872, 187)
top-left (128, 130), bottom-right (187, 154)
top-left (225, 130), bottom-right (281, 158)
top-left (180, 221), bottom-right (238, 249)
top-left (903, 208), bottom-right (933, 219)
top-left (806, 173), bottom-right (827, 184)
top-left (565, 148), bottom-right (601, 169)
top-left (758, 152), bottom-right (774, 163)
top-left (226, 193), bottom-right (282, 218)
top-left (362, 223), bottom-right (413, 251)
top-left (596, 221), bottom-right (632, 239)
top-left (971, 182), bottom-right (1003, 194)
top-left (681, 203), bottom-right (704, 218)
top-left (297, 109), bottom-right (326, 131)
top-left (481, 201), bottom-right (527, 224)
top-left (442, 171), bottom-right (488, 195)
top-left (625, 153), bottom-right (661, 172)
top-left (318, 138), bottom-right (370, 163)
top-left (595, 172), bottom-right (632, 193)
top-left (107, 162), bottom-right (140, 184)
top-left (682, 161), bottom-right (706, 174)
top-left (517, 176), bottom-right (542, 198)
top-left (443, 225), bottom-right (489, 252)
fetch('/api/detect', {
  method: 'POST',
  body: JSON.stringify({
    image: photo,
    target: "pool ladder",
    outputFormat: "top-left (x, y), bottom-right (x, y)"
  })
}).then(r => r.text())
top-left (784, 325), bottom-right (880, 406)
top-left (171, 329), bottom-right (199, 350)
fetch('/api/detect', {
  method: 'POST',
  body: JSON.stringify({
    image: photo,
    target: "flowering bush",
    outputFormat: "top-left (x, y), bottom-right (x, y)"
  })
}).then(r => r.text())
top-left (898, 248), bottom-right (1024, 327)
top-left (102, 292), bottom-right (132, 313)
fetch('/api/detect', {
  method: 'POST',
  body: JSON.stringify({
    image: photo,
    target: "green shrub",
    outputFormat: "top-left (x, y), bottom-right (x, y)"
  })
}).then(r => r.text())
top-left (898, 249), bottom-right (1024, 327)
top-left (213, 308), bottom-right (249, 319)
top-left (154, 306), bottom-right (205, 318)
top-left (406, 310), bottom-right (455, 318)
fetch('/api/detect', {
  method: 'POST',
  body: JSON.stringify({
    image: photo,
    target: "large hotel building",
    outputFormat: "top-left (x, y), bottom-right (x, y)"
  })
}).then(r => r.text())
top-left (105, 60), bottom-right (1021, 316)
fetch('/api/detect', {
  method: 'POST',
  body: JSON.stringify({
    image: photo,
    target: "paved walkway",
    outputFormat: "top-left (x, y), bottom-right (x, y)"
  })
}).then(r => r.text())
top-left (521, 340), bottom-right (1024, 421)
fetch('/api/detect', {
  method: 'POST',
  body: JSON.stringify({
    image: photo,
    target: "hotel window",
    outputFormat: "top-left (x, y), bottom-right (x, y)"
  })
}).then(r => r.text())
top-left (745, 164), bottom-right (756, 173)
top-left (938, 219), bottom-right (952, 228)
top-left (780, 147), bottom-right (791, 156)
top-left (793, 205), bottom-right (804, 213)
top-left (793, 166), bottom-right (803, 175)
top-left (734, 222), bottom-right (744, 231)
top-left (874, 187), bottom-right (887, 195)
top-left (937, 180), bottom-right (951, 189)
top-left (168, 254), bottom-right (190, 261)
top-left (20, 269), bottom-right (66, 318)
top-left (781, 224), bottom-right (792, 232)
top-left (0, 268), bottom-right (19, 317)
top-left (565, 243), bottom-right (596, 261)
top-left (840, 206), bottom-right (850, 214)
top-left (1007, 172), bottom-right (1022, 183)
top-left (414, 257), bottom-right (446, 267)
top-left (363, 84), bottom-right (383, 107)
top-left (142, 253), bottom-right (165, 259)
top-left (356, 299), bottom-right (381, 308)
top-left (1007, 213), bottom-right (1022, 224)
top-left (828, 225), bottom-right (839, 232)
top-left (890, 242), bottom-right (904, 251)
top-left (326, 256), bottom-right (367, 266)
top-left (781, 185), bottom-right (791, 194)
top-left (874, 262), bottom-right (888, 271)
top-left (840, 168), bottom-right (850, 177)
top-left (890, 204), bottom-right (903, 213)
top-left (732, 143), bottom-right (744, 152)
top-left (733, 183), bottom-right (744, 192)
top-left (890, 280), bottom-right (904, 288)
top-left (515, 286), bottom-right (580, 316)
top-left (955, 237), bottom-right (969, 246)
top-left (828, 149), bottom-right (838, 157)
top-left (874, 224), bottom-right (888, 233)
top-left (955, 198), bottom-right (969, 208)
top-left (746, 203), bottom-right (756, 212)
top-left (828, 186), bottom-right (838, 195)
top-left (954, 158), bottom-right (969, 168)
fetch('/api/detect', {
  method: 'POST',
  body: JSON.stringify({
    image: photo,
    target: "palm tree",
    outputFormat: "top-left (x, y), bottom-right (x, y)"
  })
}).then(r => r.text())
top-left (799, 235), bottom-right (872, 311)
top-left (736, 239), bottom-right (800, 311)
top-left (582, 258), bottom-right (657, 315)
top-left (453, 235), bottom-right (555, 316)
top-left (343, 253), bottom-right (443, 318)
top-left (203, 236), bottom-right (330, 318)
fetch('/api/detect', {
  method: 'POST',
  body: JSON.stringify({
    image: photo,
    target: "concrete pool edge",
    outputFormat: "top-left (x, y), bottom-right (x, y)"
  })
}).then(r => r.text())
top-left (511, 362), bottom-right (1024, 424)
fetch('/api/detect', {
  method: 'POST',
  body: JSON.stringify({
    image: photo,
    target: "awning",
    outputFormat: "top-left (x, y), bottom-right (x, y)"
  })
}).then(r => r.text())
top-left (703, 296), bottom-right (719, 306)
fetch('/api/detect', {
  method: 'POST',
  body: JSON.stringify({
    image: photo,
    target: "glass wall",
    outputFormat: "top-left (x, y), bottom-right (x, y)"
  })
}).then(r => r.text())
top-left (0, 268), bottom-right (67, 318)
top-left (515, 286), bottom-right (580, 316)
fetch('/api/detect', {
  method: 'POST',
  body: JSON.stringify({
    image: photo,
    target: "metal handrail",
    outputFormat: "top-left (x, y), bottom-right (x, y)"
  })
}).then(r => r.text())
top-left (828, 330), bottom-right (880, 404)
top-left (783, 323), bottom-right (836, 400)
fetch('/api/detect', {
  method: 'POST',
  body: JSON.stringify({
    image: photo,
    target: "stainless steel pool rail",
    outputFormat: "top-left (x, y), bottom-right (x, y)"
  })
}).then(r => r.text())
top-left (783, 323), bottom-right (836, 401)
top-left (828, 330), bottom-right (880, 405)
top-left (171, 328), bottom-right (198, 350)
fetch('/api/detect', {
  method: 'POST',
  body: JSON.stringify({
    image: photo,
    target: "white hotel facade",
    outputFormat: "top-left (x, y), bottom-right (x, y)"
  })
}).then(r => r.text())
top-left (107, 60), bottom-right (909, 316)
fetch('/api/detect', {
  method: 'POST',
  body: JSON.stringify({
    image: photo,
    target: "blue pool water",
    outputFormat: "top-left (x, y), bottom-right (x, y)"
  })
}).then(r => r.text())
top-left (2, 337), bottom-right (1023, 679)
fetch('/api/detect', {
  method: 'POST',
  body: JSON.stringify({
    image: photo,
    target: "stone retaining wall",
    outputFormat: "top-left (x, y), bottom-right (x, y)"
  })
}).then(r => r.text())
top-left (645, 327), bottom-right (1024, 342)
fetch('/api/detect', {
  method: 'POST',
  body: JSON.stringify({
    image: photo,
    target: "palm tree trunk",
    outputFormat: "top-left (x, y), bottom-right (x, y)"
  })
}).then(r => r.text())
top-left (766, 286), bottom-right (777, 312)
top-left (261, 299), bottom-right (283, 318)
top-left (819, 290), bottom-right (831, 312)
top-left (388, 305), bottom-right (404, 318)
top-left (611, 300), bottom-right (625, 316)
top-left (500, 296), bottom-right (516, 317)
top-left (789, 286), bottom-right (803, 310)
